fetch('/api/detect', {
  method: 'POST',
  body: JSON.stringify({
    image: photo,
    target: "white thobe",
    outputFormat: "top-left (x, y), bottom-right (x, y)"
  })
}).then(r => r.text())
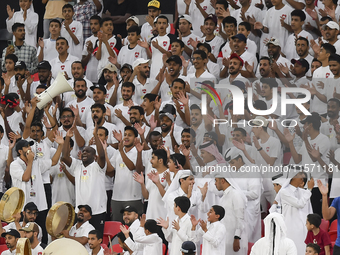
top-left (191, 221), bottom-right (226, 255)
top-left (163, 214), bottom-right (193, 255)
top-left (219, 186), bottom-right (248, 255)
top-left (280, 185), bottom-right (311, 255)
top-left (125, 233), bottom-right (163, 255)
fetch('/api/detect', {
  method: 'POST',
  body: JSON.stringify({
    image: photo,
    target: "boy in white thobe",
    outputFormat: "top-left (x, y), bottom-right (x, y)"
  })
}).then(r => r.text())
top-left (190, 205), bottom-right (226, 255)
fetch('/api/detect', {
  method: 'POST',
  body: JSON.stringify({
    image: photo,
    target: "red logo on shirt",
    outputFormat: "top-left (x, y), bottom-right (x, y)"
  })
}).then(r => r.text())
top-left (81, 107), bottom-right (85, 113)
top-left (280, 14), bottom-right (287, 20)
top-left (59, 166), bottom-right (63, 172)
top-left (17, 89), bottom-right (20, 95)
top-left (135, 52), bottom-right (140, 58)
top-left (163, 41), bottom-right (167, 47)
top-left (110, 42), bottom-right (115, 49)
top-left (83, 170), bottom-right (87, 175)
top-left (312, 143), bottom-right (316, 149)
top-left (330, 128), bottom-right (333, 133)
top-left (142, 89), bottom-right (146, 94)
top-left (71, 27), bottom-right (76, 33)
top-left (38, 148), bottom-right (42, 152)
top-left (203, 6), bottom-right (207, 10)
top-left (266, 147), bottom-right (269, 152)
top-left (38, 253), bottom-right (42, 255)
top-left (187, 41), bottom-right (191, 46)
top-left (61, 65), bottom-right (65, 70)
top-left (189, 155), bottom-right (192, 160)
top-left (326, 73), bottom-right (330, 78)
top-left (163, 140), bottom-right (166, 145)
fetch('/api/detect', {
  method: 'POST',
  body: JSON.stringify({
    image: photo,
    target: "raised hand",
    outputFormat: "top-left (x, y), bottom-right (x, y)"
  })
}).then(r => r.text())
top-left (154, 96), bottom-right (162, 110)
top-left (307, 145), bottom-right (320, 159)
top-left (199, 219), bottom-right (208, 232)
top-left (147, 170), bottom-right (160, 184)
top-left (198, 182), bottom-right (208, 199)
top-left (70, 104), bottom-right (79, 118)
top-left (6, 5), bottom-right (14, 19)
top-left (54, 131), bottom-right (64, 145)
top-left (108, 55), bottom-right (117, 65)
top-left (149, 115), bottom-right (157, 130)
top-left (133, 171), bottom-right (144, 184)
top-left (172, 219), bottom-right (180, 231)
top-left (112, 129), bottom-right (122, 142)
top-left (317, 180), bottom-right (328, 195)
top-left (38, 37), bottom-right (44, 49)
top-left (179, 144), bottom-right (190, 157)
top-left (137, 38), bottom-right (150, 49)
top-left (254, 21), bottom-right (263, 30)
top-left (140, 214), bottom-right (146, 227)
top-left (190, 215), bottom-right (199, 228)
top-left (8, 136), bottom-right (16, 150)
top-left (252, 136), bottom-right (261, 149)
top-left (157, 217), bottom-right (169, 229)
top-left (134, 123), bottom-right (146, 136)
top-left (255, 0), bottom-right (264, 10)
top-left (284, 128), bottom-right (295, 143)
top-left (232, 139), bottom-right (245, 151)
top-left (134, 137), bottom-right (144, 153)
top-left (9, 131), bottom-right (22, 141)
top-left (177, 91), bottom-right (189, 106)
top-left (120, 225), bottom-right (130, 236)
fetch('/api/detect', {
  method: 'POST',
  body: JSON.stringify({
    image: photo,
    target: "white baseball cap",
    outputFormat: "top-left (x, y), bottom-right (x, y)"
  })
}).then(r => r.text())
top-left (179, 14), bottom-right (192, 24)
top-left (325, 21), bottom-right (340, 30)
top-left (126, 16), bottom-right (140, 26)
top-left (132, 58), bottom-right (150, 69)
top-left (252, 116), bottom-right (269, 127)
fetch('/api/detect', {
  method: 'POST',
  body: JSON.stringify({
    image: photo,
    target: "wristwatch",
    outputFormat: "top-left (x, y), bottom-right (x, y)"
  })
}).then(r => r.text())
top-left (257, 147), bottom-right (263, 151)
top-left (234, 236), bottom-right (241, 239)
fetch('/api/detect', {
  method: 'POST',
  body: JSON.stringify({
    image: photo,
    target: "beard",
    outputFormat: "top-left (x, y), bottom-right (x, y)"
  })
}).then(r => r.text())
top-left (76, 216), bottom-right (84, 222)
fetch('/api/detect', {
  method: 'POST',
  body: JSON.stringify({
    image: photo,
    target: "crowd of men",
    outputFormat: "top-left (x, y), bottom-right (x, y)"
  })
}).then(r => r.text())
top-left (1, 0), bottom-right (340, 254)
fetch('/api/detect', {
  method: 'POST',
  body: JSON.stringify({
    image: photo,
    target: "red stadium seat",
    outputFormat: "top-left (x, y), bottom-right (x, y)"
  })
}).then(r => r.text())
top-left (102, 221), bottom-right (122, 245)
top-left (330, 220), bottom-right (338, 232)
top-left (111, 244), bottom-right (123, 253)
top-left (329, 231), bottom-right (337, 242)
top-left (320, 219), bottom-right (330, 232)
top-left (248, 242), bottom-right (254, 255)
top-left (100, 244), bottom-right (108, 249)
top-left (162, 243), bottom-right (168, 255)
top-left (0, 244), bottom-right (8, 254)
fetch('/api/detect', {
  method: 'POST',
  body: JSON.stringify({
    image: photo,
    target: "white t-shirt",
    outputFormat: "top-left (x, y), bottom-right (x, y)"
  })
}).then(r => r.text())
top-left (160, 99), bottom-right (189, 128)
top-left (188, 0), bottom-right (215, 37)
top-left (111, 103), bottom-right (137, 133)
top-left (111, 147), bottom-right (141, 201)
top-left (50, 159), bottom-right (75, 206)
top-left (4, 222), bottom-right (42, 241)
top-left (69, 221), bottom-right (95, 252)
top-left (283, 30), bottom-right (313, 61)
top-left (203, 36), bottom-right (225, 59)
top-left (84, 121), bottom-right (118, 145)
top-left (69, 159), bottom-right (107, 214)
top-left (140, 23), bottom-right (171, 44)
top-left (61, 20), bottom-right (83, 59)
top-left (50, 54), bottom-right (80, 79)
top-left (65, 97), bottom-right (95, 124)
top-left (63, 77), bottom-right (93, 106)
top-left (311, 66), bottom-right (334, 115)
top-left (117, 44), bottom-right (147, 67)
top-left (10, 157), bottom-right (49, 211)
top-left (97, 36), bottom-right (117, 79)
top-left (82, 35), bottom-right (100, 83)
top-left (181, 33), bottom-right (203, 60)
top-left (260, 5), bottom-right (294, 56)
top-left (298, 133), bottom-right (330, 183)
top-left (150, 34), bottom-right (173, 79)
top-left (6, 9), bottom-right (39, 49)
top-left (132, 77), bottom-right (158, 105)
top-left (37, 38), bottom-right (58, 61)
top-left (31, 242), bottom-right (44, 255)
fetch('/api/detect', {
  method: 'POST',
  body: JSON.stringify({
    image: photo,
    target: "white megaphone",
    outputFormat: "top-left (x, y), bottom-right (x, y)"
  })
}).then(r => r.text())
top-left (36, 72), bottom-right (74, 110)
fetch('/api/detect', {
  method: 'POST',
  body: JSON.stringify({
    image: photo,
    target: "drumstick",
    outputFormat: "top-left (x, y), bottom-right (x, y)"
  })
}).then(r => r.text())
top-left (109, 235), bottom-right (113, 254)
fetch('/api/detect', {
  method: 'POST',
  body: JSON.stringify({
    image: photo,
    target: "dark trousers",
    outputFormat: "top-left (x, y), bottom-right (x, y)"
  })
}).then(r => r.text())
top-left (89, 212), bottom-right (106, 235)
top-left (44, 184), bottom-right (52, 209)
top-left (311, 187), bottom-right (323, 217)
top-left (35, 209), bottom-right (48, 244)
top-left (106, 190), bottom-right (113, 221)
top-left (334, 244), bottom-right (340, 255)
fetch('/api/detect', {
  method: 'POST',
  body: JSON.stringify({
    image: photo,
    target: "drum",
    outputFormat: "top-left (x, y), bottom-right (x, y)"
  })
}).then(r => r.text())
top-left (46, 202), bottom-right (75, 238)
top-left (16, 238), bottom-right (32, 255)
top-left (0, 187), bottom-right (25, 222)
top-left (43, 238), bottom-right (88, 255)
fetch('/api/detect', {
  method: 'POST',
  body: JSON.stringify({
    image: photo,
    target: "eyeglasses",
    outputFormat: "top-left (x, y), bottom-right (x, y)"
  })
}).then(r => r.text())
top-left (61, 115), bottom-right (73, 119)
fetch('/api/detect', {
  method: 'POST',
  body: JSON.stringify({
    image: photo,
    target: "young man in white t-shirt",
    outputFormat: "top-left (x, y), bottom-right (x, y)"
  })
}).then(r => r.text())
top-left (37, 19), bottom-right (61, 62)
top-left (323, 21), bottom-right (340, 54)
top-left (149, 15), bottom-right (176, 79)
top-left (178, 14), bottom-right (202, 60)
top-left (50, 37), bottom-right (80, 80)
top-left (116, 26), bottom-right (148, 69)
top-left (311, 43), bottom-right (336, 117)
top-left (283, 10), bottom-right (313, 61)
top-left (133, 149), bottom-right (169, 220)
top-left (200, 14), bottom-right (225, 62)
top-left (61, 4), bottom-right (83, 59)
top-left (110, 126), bottom-right (143, 221)
top-left (254, 0), bottom-right (293, 57)
top-left (96, 17), bottom-right (121, 82)
top-left (88, 230), bottom-right (104, 255)
top-left (82, 15), bottom-right (101, 84)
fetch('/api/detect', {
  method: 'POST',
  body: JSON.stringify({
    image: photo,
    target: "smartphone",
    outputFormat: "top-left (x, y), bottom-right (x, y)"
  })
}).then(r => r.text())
top-left (7, 40), bottom-right (13, 46)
